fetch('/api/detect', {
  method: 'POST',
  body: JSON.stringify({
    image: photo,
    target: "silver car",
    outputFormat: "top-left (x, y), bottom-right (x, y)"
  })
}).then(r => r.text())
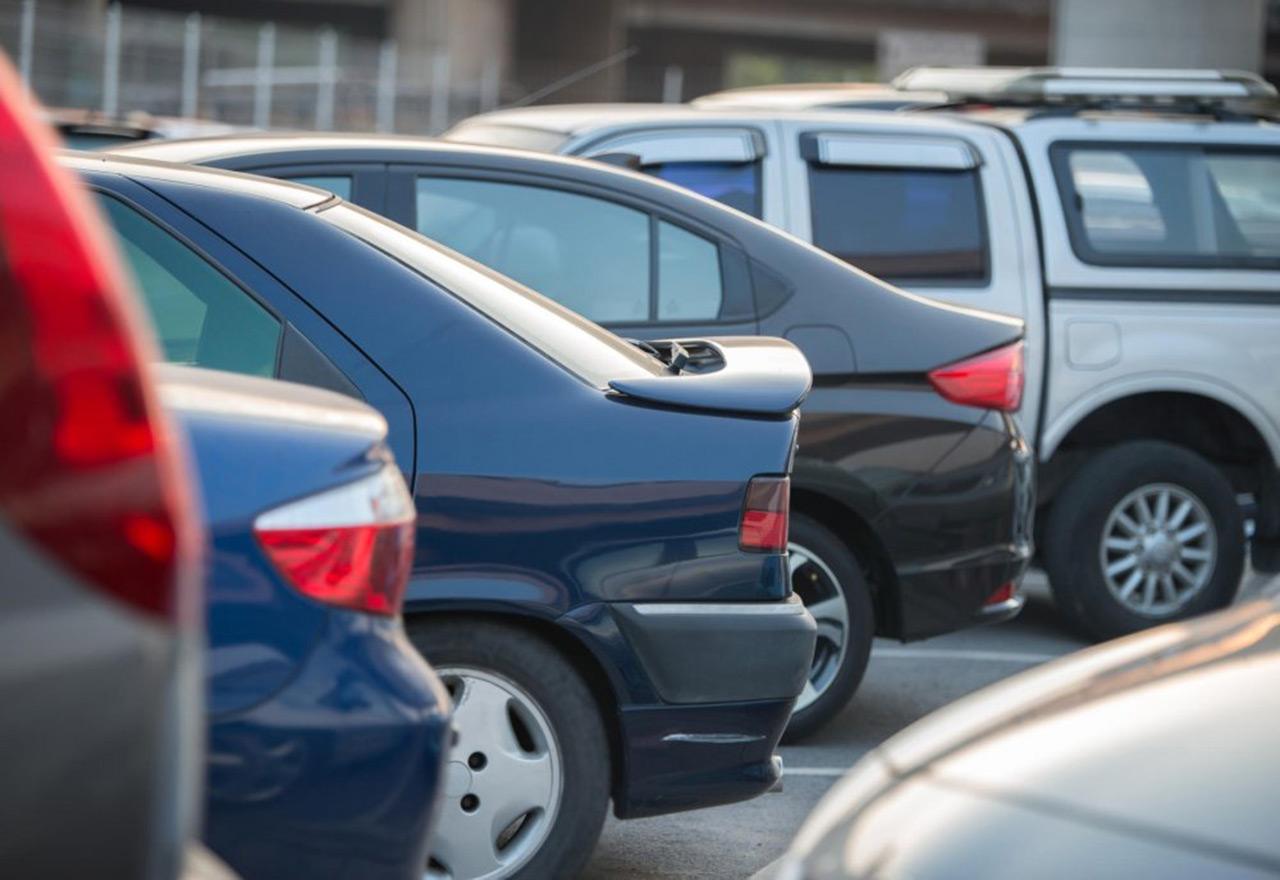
top-left (760, 589), bottom-right (1280, 879)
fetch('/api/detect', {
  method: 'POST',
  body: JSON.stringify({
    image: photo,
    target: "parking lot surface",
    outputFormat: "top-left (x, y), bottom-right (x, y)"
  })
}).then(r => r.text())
top-left (584, 569), bottom-right (1278, 879)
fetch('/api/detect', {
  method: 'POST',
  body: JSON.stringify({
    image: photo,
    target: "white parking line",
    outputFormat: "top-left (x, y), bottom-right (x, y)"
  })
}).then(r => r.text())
top-left (871, 647), bottom-right (1061, 664)
top-left (783, 767), bottom-right (847, 777)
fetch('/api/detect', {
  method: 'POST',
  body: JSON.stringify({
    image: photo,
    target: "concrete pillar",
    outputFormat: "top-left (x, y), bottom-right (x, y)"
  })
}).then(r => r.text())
top-left (1053, 0), bottom-right (1266, 72)
top-left (390, 0), bottom-right (511, 90)
top-left (511, 0), bottom-right (625, 103)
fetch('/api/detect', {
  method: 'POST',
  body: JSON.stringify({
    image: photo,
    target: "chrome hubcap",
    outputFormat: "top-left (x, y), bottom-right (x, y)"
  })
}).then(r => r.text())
top-left (788, 542), bottom-right (848, 712)
top-left (426, 668), bottom-right (562, 880)
top-left (1099, 483), bottom-right (1217, 617)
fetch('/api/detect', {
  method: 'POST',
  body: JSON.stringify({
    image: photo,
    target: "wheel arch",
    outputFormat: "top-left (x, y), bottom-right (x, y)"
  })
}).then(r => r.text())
top-left (1042, 376), bottom-right (1280, 465)
top-left (403, 607), bottom-right (625, 805)
top-left (789, 483), bottom-right (903, 638)
top-left (1040, 383), bottom-right (1279, 543)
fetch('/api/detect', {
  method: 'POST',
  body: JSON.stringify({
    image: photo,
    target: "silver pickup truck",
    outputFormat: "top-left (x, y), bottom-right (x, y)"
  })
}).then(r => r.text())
top-left (447, 67), bottom-right (1280, 640)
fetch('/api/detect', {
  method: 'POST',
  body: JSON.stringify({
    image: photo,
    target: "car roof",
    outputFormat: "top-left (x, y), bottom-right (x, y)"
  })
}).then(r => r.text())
top-left (107, 132), bottom-right (798, 235)
top-left (59, 149), bottom-right (332, 210)
top-left (692, 83), bottom-right (948, 111)
top-left (450, 102), bottom-right (1005, 139)
top-left (456, 100), bottom-right (1280, 142)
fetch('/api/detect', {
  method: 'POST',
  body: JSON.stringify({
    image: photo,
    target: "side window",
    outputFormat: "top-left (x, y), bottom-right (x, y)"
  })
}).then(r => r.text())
top-left (657, 220), bottom-right (723, 320)
top-left (96, 194), bottom-right (281, 377)
top-left (415, 177), bottom-right (650, 322)
top-left (807, 165), bottom-right (987, 282)
top-left (646, 161), bottom-right (762, 218)
top-left (286, 175), bottom-right (352, 199)
top-left (1053, 145), bottom-right (1280, 268)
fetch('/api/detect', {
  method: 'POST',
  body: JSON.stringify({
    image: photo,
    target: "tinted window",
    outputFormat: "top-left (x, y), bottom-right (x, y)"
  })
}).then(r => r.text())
top-left (97, 195), bottom-right (281, 377)
top-left (1054, 145), bottom-right (1280, 267)
top-left (807, 166), bottom-right (987, 281)
top-left (415, 177), bottom-right (651, 322)
top-left (286, 175), bottom-right (352, 199)
top-left (657, 220), bottom-right (723, 320)
top-left (648, 161), bottom-right (762, 218)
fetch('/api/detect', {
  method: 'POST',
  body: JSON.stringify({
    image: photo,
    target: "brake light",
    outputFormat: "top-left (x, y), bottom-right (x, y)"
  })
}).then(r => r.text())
top-left (740, 476), bottom-right (790, 553)
top-left (928, 341), bottom-right (1024, 412)
top-left (984, 582), bottom-right (1016, 606)
top-left (0, 55), bottom-right (198, 620)
top-left (255, 467), bottom-right (416, 615)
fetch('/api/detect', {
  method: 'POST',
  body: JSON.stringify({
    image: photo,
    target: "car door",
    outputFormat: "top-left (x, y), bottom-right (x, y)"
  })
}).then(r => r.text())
top-left (390, 164), bottom-right (759, 341)
top-left (84, 172), bottom-right (419, 480)
top-left (780, 120), bottom-right (1044, 442)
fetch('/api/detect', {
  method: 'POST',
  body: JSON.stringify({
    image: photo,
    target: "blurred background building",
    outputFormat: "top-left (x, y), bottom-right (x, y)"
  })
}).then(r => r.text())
top-left (0, 0), bottom-right (1273, 134)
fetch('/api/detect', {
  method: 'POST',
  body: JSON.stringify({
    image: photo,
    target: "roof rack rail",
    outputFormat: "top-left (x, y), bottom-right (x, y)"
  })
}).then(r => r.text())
top-left (892, 66), bottom-right (1277, 105)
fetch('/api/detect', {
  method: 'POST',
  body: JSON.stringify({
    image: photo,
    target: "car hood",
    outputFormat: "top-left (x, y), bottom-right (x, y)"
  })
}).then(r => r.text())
top-left (793, 595), bottom-right (1280, 870)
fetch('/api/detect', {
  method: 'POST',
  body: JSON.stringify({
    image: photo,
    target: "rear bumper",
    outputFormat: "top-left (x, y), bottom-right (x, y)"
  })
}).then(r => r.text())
top-left (614, 697), bottom-right (794, 819)
top-left (610, 594), bottom-right (816, 703)
top-left (204, 615), bottom-right (451, 880)
top-left (880, 414), bottom-right (1035, 641)
top-left (604, 596), bottom-right (814, 817)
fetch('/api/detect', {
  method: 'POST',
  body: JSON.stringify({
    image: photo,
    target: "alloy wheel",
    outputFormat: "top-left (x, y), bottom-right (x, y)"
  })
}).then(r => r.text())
top-left (788, 542), bottom-right (849, 712)
top-left (1099, 482), bottom-right (1217, 617)
top-left (427, 667), bottom-right (563, 880)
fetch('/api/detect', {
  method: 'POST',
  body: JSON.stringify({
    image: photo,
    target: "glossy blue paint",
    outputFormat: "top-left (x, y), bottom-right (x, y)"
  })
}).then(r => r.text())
top-left (162, 367), bottom-right (450, 880)
top-left (85, 161), bottom-right (810, 819)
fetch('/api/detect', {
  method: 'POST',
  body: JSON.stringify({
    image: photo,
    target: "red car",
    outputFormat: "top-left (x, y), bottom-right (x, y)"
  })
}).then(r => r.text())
top-left (0, 54), bottom-right (221, 878)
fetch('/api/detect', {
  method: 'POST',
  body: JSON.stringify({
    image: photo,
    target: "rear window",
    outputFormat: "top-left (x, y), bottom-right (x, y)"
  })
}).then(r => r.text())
top-left (1051, 144), bottom-right (1280, 269)
top-left (807, 165), bottom-right (987, 282)
top-left (647, 161), bottom-right (763, 218)
top-left (318, 202), bottom-right (663, 388)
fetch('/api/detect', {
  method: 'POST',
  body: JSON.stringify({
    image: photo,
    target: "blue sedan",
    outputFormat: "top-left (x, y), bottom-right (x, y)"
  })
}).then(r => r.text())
top-left (158, 364), bottom-right (451, 879)
top-left (74, 152), bottom-right (816, 880)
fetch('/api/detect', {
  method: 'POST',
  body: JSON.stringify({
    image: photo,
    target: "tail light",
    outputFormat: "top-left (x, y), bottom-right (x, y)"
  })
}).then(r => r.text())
top-left (0, 55), bottom-right (198, 621)
top-left (984, 582), bottom-right (1016, 606)
top-left (255, 467), bottom-right (416, 615)
top-left (740, 476), bottom-right (790, 553)
top-left (928, 341), bottom-right (1024, 412)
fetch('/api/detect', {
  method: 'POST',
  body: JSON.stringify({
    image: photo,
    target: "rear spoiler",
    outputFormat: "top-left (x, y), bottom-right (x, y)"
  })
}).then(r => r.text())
top-left (609, 337), bottom-right (812, 417)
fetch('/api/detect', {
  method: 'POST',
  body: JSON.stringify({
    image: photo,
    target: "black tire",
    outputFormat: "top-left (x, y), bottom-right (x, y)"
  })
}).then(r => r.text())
top-left (782, 514), bottom-right (875, 742)
top-left (1044, 441), bottom-right (1245, 642)
top-left (409, 618), bottom-right (610, 880)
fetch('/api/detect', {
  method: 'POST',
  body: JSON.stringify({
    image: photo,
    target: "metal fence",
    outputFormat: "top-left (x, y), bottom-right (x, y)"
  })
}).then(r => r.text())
top-left (0, 0), bottom-right (509, 134)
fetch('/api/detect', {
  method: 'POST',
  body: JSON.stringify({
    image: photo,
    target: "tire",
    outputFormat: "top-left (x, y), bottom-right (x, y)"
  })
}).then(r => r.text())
top-left (410, 618), bottom-right (610, 880)
top-left (1044, 441), bottom-right (1245, 642)
top-left (782, 514), bottom-right (875, 742)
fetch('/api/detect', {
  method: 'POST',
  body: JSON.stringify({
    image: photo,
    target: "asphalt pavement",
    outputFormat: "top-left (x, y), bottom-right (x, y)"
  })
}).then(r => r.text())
top-left (583, 569), bottom-right (1279, 880)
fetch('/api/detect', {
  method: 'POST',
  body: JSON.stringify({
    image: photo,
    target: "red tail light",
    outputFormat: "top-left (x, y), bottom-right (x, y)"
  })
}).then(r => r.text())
top-left (0, 55), bottom-right (198, 621)
top-left (740, 476), bottom-right (790, 553)
top-left (984, 582), bottom-right (1016, 606)
top-left (928, 341), bottom-right (1024, 412)
top-left (255, 467), bottom-right (416, 615)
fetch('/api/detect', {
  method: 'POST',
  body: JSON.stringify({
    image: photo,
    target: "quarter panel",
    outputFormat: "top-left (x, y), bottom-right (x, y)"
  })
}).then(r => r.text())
top-left (1041, 297), bottom-right (1280, 462)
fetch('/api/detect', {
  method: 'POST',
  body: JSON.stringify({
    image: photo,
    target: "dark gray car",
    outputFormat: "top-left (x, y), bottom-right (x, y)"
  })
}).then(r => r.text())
top-left (765, 592), bottom-right (1280, 879)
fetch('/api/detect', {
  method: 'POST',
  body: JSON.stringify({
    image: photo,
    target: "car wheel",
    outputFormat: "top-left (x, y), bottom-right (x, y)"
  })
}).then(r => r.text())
top-left (782, 514), bottom-right (874, 742)
top-left (1045, 441), bottom-right (1245, 642)
top-left (410, 619), bottom-right (610, 880)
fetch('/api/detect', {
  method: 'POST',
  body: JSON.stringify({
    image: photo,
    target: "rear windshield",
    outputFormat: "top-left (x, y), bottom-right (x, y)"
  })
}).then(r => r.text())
top-left (317, 202), bottom-right (664, 387)
top-left (442, 122), bottom-right (570, 154)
